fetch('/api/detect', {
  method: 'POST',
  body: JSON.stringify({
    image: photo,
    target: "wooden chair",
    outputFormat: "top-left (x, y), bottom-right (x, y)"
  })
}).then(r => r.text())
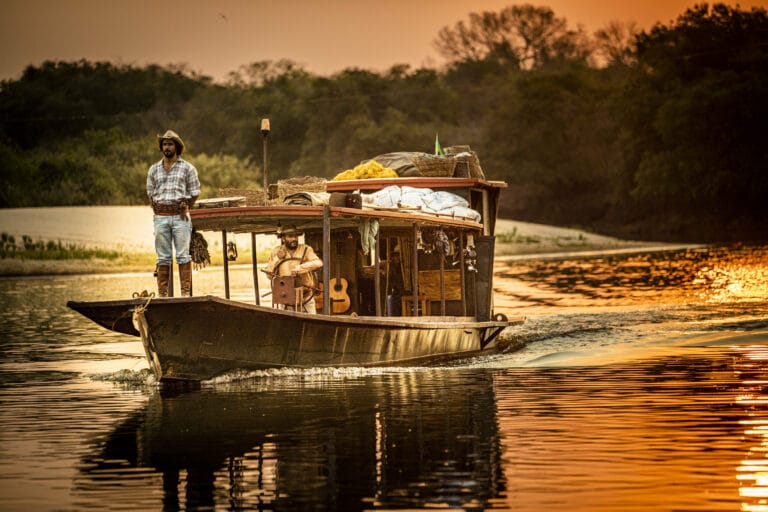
top-left (401, 294), bottom-right (430, 317)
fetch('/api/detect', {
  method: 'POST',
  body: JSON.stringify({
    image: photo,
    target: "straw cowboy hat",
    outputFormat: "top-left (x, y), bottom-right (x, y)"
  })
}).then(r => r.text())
top-left (277, 224), bottom-right (303, 236)
top-left (157, 130), bottom-right (185, 155)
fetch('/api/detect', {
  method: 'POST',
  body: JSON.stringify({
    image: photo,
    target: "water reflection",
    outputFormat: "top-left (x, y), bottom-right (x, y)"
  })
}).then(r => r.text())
top-left (74, 372), bottom-right (502, 511)
top-left (67, 342), bottom-right (768, 512)
top-left (735, 345), bottom-right (768, 512)
top-left (492, 348), bottom-right (750, 511)
top-left (497, 245), bottom-right (768, 309)
top-left (3, 245), bottom-right (768, 511)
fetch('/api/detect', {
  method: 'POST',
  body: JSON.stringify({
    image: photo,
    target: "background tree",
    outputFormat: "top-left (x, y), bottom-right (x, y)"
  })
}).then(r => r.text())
top-left (484, 64), bottom-right (622, 225)
top-left (434, 4), bottom-right (590, 69)
top-left (0, 3), bottom-right (765, 243)
top-left (0, 61), bottom-right (207, 148)
top-left (593, 21), bottom-right (638, 67)
top-left (618, 3), bottom-right (768, 238)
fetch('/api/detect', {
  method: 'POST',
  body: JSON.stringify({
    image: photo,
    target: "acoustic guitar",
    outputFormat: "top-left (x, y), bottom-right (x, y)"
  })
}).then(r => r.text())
top-left (329, 241), bottom-right (351, 313)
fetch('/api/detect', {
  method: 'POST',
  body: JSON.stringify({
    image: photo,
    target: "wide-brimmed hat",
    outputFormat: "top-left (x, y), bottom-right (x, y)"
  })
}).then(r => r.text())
top-left (277, 224), bottom-right (303, 236)
top-left (157, 130), bottom-right (185, 154)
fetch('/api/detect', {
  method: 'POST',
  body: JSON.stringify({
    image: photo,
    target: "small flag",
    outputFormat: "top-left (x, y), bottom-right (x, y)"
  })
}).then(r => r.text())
top-left (434, 134), bottom-right (444, 156)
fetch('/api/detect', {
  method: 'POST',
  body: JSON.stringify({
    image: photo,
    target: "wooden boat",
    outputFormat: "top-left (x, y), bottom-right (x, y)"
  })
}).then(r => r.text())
top-left (68, 176), bottom-right (524, 381)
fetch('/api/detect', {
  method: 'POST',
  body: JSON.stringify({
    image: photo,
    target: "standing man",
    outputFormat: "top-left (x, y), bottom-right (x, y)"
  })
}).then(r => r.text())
top-left (147, 130), bottom-right (200, 297)
top-left (264, 225), bottom-right (323, 313)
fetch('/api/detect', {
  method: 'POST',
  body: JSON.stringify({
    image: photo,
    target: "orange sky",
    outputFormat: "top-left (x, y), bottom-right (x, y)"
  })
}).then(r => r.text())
top-left (1, 0), bottom-right (766, 82)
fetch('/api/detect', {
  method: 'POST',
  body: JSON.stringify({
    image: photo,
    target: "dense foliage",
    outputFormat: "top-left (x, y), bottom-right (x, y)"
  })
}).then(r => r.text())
top-left (1, 3), bottom-right (765, 242)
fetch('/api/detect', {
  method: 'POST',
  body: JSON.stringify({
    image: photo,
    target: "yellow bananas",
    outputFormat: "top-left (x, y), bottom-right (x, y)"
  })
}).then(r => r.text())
top-left (332, 160), bottom-right (398, 181)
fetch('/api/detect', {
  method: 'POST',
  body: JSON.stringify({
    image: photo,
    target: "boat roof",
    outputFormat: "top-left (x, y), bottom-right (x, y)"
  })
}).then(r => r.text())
top-left (191, 177), bottom-right (501, 234)
top-left (325, 177), bottom-right (507, 192)
top-left (190, 205), bottom-right (484, 234)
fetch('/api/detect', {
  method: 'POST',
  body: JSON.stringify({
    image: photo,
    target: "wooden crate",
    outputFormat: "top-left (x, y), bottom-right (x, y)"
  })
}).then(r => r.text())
top-left (412, 155), bottom-right (456, 177)
top-left (401, 295), bottom-right (430, 317)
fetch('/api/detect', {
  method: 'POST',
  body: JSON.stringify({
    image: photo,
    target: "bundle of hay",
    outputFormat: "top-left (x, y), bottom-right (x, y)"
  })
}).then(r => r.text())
top-left (277, 176), bottom-right (327, 202)
top-left (218, 188), bottom-right (265, 206)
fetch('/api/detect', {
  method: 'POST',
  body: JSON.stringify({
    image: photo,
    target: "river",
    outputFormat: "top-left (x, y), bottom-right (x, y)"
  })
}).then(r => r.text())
top-left (0, 208), bottom-right (767, 511)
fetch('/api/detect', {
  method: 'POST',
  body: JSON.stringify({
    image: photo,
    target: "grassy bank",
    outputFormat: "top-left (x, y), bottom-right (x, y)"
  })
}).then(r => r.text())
top-left (0, 252), bottom-right (157, 276)
top-left (0, 222), bottom-right (675, 277)
top-left (0, 233), bottom-right (154, 275)
top-left (0, 232), bottom-right (272, 276)
top-left (492, 220), bottom-right (663, 256)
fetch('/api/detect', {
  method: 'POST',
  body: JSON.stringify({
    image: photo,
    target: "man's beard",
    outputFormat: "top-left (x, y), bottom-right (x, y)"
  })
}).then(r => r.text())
top-left (163, 149), bottom-right (175, 158)
top-left (285, 240), bottom-right (298, 250)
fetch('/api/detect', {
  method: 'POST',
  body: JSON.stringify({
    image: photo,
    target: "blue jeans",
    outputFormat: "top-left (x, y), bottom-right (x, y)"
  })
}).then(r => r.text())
top-left (153, 215), bottom-right (192, 266)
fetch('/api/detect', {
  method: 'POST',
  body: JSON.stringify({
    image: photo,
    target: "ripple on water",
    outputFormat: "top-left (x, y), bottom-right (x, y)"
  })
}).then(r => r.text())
top-left (1, 245), bottom-right (767, 511)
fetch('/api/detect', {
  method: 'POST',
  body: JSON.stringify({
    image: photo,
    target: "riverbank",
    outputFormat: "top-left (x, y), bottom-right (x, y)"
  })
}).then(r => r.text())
top-left (0, 253), bottom-right (157, 276)
top-left (0, 218), bottom-right (686, 277)
top-left (492, 220), bottom-right (685, 256)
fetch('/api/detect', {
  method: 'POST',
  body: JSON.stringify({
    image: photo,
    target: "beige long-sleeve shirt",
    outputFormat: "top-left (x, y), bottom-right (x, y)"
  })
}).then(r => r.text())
top-left (265, 244), bottom-right (323, 278)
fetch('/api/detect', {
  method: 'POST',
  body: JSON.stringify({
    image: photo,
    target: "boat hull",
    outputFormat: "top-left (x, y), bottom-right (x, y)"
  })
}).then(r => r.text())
top-left (68, 295), bottom-right (520, 381)
top-left (67, 299), bottom-right (142, 336)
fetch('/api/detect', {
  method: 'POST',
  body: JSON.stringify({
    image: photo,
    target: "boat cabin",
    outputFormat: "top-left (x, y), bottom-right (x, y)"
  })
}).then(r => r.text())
top-left (190, 177), bottom-right (507, 322)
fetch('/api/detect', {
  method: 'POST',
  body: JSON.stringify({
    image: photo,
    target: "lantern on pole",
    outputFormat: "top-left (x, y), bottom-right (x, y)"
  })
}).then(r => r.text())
top-left (261, 118), bottom-right (270, 206)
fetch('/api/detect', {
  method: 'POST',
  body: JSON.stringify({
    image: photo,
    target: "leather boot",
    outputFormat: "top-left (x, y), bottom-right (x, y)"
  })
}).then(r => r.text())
top-left (156, 265), bottom-right (171, 297)
top-left (179, 262), bottom-right (193, 297)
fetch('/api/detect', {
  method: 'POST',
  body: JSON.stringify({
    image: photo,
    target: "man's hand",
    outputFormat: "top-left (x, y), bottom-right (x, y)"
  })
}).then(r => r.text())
top-left (180, 202), bottom-right (189, 222)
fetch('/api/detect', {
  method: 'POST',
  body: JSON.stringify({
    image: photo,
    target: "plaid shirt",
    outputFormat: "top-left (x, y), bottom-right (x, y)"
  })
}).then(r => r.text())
top-left (146, 158), bottom-right (201, 203)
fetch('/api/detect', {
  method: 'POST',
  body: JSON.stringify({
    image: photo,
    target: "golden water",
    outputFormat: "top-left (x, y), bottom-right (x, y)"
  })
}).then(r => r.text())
top-left (1, 244), bottom-right (767, 511)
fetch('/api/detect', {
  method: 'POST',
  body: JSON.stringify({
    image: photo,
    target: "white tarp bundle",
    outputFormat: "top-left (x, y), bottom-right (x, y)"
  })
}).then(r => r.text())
top-left (362, 185), bottom-right (481, 222)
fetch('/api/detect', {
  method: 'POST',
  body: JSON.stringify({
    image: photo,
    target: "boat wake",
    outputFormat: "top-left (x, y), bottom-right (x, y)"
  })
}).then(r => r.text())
top-left (478, 302), bottom-right (768, 368)
top-left (202, 365), bottom-right (437, 388)
top-left (88, 368), bottom-right (157, 386)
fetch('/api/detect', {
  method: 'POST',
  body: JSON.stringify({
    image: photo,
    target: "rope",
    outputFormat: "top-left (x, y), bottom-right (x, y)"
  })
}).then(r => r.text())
top-left (133, 293), bottom-right (154, 315)
top-left (190, 229), bottom-right (211, 270)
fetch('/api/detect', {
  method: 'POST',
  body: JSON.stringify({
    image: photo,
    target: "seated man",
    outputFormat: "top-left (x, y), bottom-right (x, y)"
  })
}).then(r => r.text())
top-left (264, 224), bottom-right (323, 313)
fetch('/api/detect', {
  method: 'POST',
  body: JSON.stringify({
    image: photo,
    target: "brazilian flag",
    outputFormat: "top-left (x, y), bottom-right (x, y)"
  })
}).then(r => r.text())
top-left (434, 134), bottom-right (445, 156)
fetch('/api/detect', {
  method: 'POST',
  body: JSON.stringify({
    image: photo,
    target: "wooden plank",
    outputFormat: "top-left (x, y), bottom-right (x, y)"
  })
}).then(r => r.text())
top-left (418, 270), bottom-right (462, 301)
top-left (325, 177), bottom-right (508, 192)
top-left (195, 196), bottom-right (246, 208)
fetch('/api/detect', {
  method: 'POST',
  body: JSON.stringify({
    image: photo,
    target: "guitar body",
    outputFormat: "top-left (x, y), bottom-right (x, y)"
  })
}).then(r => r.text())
top-left (329, 277), bottom-right (351, 314)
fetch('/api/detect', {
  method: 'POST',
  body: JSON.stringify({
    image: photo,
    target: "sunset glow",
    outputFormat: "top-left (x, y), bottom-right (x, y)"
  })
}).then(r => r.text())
top-left (2, 0), bottom-right (766, 81)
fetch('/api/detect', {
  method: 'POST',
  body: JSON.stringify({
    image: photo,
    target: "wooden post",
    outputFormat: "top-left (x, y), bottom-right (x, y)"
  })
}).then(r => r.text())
top-left (222, 231), bottom-right (230, 299)
top-left (261, 119), bottom-right (270, 206)
top-left (384, 237), bottom-right (391, 315)
top-left (374, 226), bottom-right (381, 316)
top-left (460, 229), bottom-right (466, 317)
top-left (251, 232), bottom-right (260, 305)
top-left (412, 223), bottom-right (419, 317)
top-left (439, 250), bottom-right (446, 316)
top-left (322, 205), bottom-right (331, 315)
top-left (481, 189), bottom-right (490, 236)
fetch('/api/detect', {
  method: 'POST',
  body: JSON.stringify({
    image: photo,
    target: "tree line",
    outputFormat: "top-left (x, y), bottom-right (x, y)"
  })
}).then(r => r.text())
top-left (1, 3), bottom-right (766, 243)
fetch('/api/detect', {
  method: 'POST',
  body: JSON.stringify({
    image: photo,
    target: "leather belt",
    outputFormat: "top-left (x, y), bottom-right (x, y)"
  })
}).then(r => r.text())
top-left (152, 201), bottom-right (185, 215)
